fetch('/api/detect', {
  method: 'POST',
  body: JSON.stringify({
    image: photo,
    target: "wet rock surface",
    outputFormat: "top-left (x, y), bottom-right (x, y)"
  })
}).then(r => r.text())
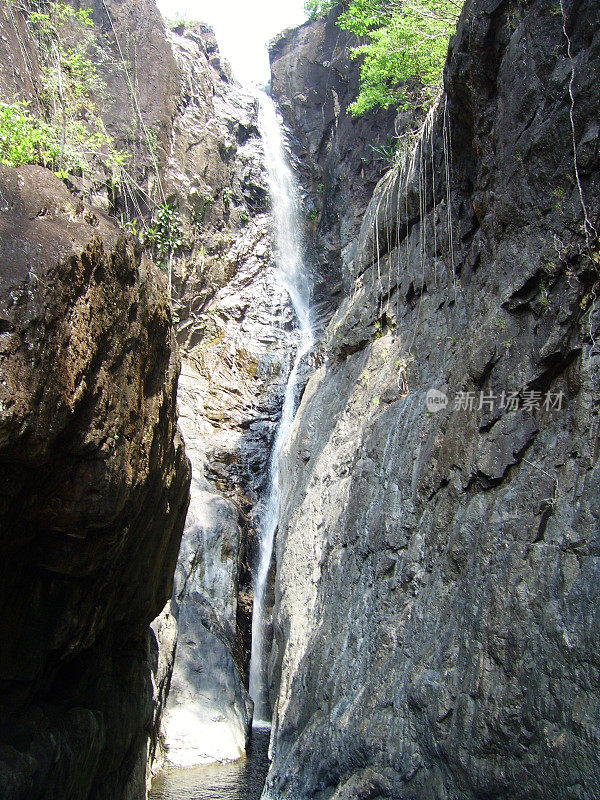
top-left (265, 1), bottom-right (600, 798)
top-left (160, 24), bottom-right (302, 765)
top-left (269, 9), bottom-right (397, 330)
top-left (0, 165), bottom-right (190, 799)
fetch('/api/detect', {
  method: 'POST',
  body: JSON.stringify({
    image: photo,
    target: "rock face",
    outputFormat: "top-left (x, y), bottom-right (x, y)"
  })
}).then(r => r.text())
top-left (158, 24), bottom-right (303, 765)
top-left (87, 0), bottom-right (180, 167)
top-left (265, 1), bottom-right (600, 799)
top-left (0, 0), bottom-right (299, 787)
top-left (161, 487), bottom-right (251, 766)
top-left (269, 8), bottom-right (397, 328)
top-left (0, 165), bottom-right (190, 799)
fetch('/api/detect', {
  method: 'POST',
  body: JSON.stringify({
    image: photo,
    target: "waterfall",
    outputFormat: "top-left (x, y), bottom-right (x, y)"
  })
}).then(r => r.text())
top-left (248, 91), bottom-right (314, 726)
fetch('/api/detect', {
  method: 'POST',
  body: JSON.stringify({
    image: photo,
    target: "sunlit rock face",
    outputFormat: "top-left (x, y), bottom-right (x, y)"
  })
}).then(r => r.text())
top-left (265, 0), bottom-right (600, 798)
top-left (159, 23), bottom-right (303, 766)
top-left (0, 165), bottom-right (190, 799)
top-left (162, 372), bottom-right (252, 766)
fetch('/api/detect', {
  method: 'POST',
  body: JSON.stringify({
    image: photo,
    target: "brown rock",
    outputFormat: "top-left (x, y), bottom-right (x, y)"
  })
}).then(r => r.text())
top-left (0, 164), bottom-right (190, 799)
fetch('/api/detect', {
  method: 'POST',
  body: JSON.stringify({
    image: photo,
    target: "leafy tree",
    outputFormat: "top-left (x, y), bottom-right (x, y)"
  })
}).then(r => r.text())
top-left (305, 0), bottom-right (337, 17)
top-left (304, 0), bottom-right (464, 116)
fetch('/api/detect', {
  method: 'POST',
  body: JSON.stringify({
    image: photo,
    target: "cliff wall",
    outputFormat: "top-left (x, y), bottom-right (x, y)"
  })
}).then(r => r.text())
top-left (265, 1), bottom-right (600, 798)
top-left (0, 166), bottom-right (190, 799)
top-left (270, 9), bottom-right (398, 329)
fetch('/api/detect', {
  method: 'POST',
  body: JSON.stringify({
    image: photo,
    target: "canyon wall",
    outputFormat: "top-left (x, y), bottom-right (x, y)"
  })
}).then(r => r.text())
top-left (0, 0), bottom-right (286, 792)
top-left (265, 1), bottom-right (600, 798)
top-left (270, 7), bottom-right (397, 329)
top-left (0, 165), bottom-right (190, 799)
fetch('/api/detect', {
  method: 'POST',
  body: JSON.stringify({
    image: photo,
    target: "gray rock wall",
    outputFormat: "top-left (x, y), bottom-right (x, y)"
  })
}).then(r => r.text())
top-left (269, 9), bottom-right (398, 329)
top-left (265, 1), bottom-right (600, 798)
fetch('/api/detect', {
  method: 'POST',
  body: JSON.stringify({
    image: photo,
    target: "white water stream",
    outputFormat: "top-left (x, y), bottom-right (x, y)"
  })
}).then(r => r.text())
top-left (248, 92), bottom-right (314, 725)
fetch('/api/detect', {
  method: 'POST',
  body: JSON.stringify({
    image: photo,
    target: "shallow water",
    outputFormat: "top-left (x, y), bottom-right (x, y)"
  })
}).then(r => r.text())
top-left (149, 728), bottom-right (271, 800)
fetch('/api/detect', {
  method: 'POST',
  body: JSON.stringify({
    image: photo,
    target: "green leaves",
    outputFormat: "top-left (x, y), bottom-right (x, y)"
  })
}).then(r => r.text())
top-left (304, 0), bottom-right (464, 116)
top-left (304, 0), bottom-right (337, 19)
top-left (135, 204), bottom-right (182, 268)
top-left (342, 0), bottom-right (463, 116)
top-left (147, 204), bottom-right (183, 267)
top-left (0, 102), bottom-right (48, 167)
top-left (0, 0), bottom-right (125, 180)
top-left (0, 100), bottom-right (69, 170)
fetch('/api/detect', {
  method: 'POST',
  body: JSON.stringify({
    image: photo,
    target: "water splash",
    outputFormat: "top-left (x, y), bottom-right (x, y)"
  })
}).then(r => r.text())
top-left (248, 92), bottom-right (314, 725)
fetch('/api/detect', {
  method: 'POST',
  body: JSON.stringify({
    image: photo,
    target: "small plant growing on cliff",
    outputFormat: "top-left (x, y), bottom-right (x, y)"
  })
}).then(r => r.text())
top-left (166, 13), bottom-right (188, 29)
top-left (368, 139), bottom-right (399, 165)
top-left (306, 0), bottom-right (336, 17)
top-left (539, 282), bottom-right (551, 310)
top-left (143, 203), bottom-right (183, 267)
top-left (222, 187), bottom-right (233, 209)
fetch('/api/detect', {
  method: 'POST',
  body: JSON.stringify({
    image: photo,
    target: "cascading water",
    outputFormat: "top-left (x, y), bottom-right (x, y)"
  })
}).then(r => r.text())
top-left (248, 91), bottom-right (314, 726)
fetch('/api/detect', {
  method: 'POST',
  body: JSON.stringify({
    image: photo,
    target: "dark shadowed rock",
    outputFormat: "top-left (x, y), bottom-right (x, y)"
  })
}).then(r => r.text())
top-left (269, 9), bottom-right (398, 330)
top-left (0, 164), bottom-right (190, 799)
top-left (265, 1), bottom-right (600, 798)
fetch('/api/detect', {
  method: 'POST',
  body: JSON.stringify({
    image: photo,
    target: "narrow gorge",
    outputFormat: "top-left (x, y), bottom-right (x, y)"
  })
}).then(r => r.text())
top-left (0, 0), bottom-right (598, 799)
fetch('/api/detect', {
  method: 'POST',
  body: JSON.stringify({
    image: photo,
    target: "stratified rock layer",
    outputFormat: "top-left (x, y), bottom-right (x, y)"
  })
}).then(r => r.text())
top-left (265, 1), bottom-right (600, 798)
top-left (0, 165), bottom-right (190, 799)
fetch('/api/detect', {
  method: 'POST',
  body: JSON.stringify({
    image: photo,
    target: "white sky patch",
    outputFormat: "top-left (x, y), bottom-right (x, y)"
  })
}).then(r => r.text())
top-left (155, 0), bottom-right (308, 85)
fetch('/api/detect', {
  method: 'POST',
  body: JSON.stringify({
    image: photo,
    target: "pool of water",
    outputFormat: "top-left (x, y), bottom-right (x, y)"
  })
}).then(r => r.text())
top-left (149, 728), bottom-right (271, 800)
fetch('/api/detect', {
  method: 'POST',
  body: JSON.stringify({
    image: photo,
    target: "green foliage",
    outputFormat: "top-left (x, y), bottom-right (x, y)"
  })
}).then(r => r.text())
top-left (368, 139), bottom-right (398, 164)
top-left (0, 101), bottom-right (60, 170)
top-left (142, 204), bottom-right (182, 267)
top-left (0, 0), bottom-right (125, 179)
top-left (165, 12), bottom-right (187, 28)
top-left (306, 0), bottom-right (464, 116)
top-left (373, 318), bottom-right (385, 338)
top-left (304, 0), bottom-right (337, 19)
top-left (164, 10), bottom-right (201, 29)
top-left (123, 216), bottom-right (139, 238)
top-left (539, 281), bottom-right (551, 309)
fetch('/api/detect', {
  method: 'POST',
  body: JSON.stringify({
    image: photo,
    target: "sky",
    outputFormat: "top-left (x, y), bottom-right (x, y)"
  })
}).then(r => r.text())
top-left (155, 0), bottom-right (308, 85)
